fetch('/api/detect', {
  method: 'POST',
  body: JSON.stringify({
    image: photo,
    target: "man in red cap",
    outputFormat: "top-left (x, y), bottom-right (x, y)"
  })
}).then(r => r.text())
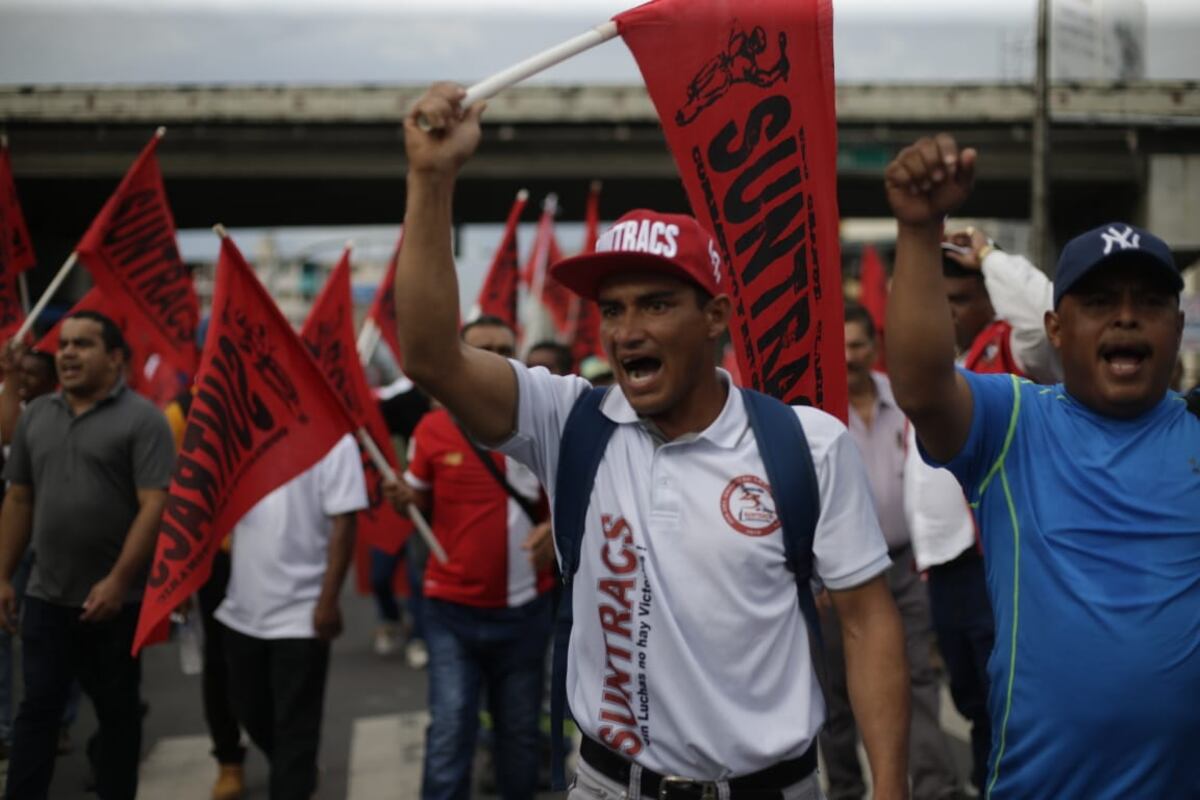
top-left (394, 83), bottom-right (909, 800)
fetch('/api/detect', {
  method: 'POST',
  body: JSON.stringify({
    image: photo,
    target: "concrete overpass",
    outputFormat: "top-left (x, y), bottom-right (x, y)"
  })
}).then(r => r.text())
top-left (3, 82), bottom-right (1200, 280)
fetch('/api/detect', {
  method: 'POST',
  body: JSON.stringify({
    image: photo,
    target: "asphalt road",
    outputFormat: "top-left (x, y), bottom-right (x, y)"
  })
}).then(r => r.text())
top-left (21, 585), bottom-right (971, 799)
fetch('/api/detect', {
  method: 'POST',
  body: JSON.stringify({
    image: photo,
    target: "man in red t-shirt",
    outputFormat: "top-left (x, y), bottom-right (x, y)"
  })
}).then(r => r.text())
top-left (389, 315), bottom-right (554, 800)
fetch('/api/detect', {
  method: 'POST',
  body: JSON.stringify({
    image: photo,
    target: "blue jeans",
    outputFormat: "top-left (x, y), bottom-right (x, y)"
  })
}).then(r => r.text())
top-left (421, 594), bottom-right (552, 800)
top-left (370, 542), bottom-right (427, 641)
top-left (0, 555), bottom-right (80, 744)
top-left (7, 598), bottom-right (142, 800)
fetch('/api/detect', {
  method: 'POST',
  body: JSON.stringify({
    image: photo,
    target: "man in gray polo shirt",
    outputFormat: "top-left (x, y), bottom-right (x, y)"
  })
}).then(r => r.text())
top-left (0, 310), bottom-right (174, 800)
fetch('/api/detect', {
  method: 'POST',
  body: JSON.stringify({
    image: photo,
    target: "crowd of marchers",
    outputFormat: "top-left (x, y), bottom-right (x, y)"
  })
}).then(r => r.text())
top-left (0, 84), bottom-right (1194, 800)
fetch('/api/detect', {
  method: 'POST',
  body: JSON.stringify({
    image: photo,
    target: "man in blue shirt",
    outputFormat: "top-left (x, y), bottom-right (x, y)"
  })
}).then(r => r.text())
top-left (882, 133), bottom-right (1199, 798)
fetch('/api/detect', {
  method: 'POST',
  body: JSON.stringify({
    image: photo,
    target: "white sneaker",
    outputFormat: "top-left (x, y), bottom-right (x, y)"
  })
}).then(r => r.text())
top-left (405, 639), bottom-right (429, 670)
top-left (373, 624), bottom-right (400, 657)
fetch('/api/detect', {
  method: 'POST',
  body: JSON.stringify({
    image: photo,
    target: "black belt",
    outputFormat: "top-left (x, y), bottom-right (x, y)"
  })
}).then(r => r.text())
top-left (579, 736), bottom-right (816, 799)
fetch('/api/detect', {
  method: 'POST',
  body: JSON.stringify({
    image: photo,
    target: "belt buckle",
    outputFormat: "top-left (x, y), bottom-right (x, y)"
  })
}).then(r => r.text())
top-left (658, 775), bottom-right (717, 800)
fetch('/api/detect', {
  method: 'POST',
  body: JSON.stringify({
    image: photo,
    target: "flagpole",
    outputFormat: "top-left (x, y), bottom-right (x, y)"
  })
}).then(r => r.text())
top-left (416, 21), bottom-right (619, 131)
top-left (17, 274), bottom-right (30, 315)
top-left (356, 318), bottom-right (382, 365)
top-left (14, 252), bottom-right (77, 342)
top-left (355, 427), bottom-right (449, 565)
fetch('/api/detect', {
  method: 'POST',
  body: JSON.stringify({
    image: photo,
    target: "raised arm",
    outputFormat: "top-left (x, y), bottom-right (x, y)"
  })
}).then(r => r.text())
top-left (396, 83), bottom-right (517, 445)
top-left (945, 229), bottom-right (1062, 384)
top-left (883, 134), bottom-right (977, 463)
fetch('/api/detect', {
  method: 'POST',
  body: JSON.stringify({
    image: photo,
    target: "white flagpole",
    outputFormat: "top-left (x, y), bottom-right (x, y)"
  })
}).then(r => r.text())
top-left (13, 252), bottom-right (77, 342)
top-left (417, 21), bottom-right (620, 131)
top-left (355, 427), bottom-right (449, 565)
top-left (356, 318), bottom-right (382, 365)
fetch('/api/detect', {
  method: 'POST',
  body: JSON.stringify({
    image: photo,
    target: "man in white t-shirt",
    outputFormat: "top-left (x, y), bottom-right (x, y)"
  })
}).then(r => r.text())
top-left (215, 433), bottom-right (367, 800)
top-left (392, 83), bottom-right (910, 800)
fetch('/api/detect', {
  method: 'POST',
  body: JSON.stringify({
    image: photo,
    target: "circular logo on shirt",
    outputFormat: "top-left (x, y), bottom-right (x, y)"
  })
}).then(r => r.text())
top-left (720, 475), bottom-right (781, 537)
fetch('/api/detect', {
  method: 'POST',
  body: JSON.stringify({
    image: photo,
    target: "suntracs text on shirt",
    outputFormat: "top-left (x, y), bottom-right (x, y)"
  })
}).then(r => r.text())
top-left (595, 513), bottom-right (645, 756)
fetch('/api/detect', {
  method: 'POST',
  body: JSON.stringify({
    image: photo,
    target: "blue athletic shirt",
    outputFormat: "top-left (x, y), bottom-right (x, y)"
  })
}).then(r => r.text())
top-left (927, 370), bottom-right (1200, 799)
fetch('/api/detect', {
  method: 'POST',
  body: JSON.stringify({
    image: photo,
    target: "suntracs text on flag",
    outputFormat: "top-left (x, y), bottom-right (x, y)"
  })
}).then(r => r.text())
top-left (75, 132), bottom-right (199, 376)
top-left (615, 0), bottom-right (847, 420)
top-left (134, 234), bottom-right (357, 653)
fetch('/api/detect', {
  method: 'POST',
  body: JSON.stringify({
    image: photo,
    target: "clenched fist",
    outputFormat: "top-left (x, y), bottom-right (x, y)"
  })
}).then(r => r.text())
top-left (884, 134), bottom-right (977, 227)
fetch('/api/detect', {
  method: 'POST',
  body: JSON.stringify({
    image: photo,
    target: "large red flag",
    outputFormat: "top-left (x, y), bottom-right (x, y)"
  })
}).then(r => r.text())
top-left (0, 142), bottom-right (36, 276)
top-left (858, 243), bottom-right (888, 373)
top-left (569, 181), bottom-right (604, 365)
top-left (615, 0), bottom-right (847, 419)
top-left (366, 233), bottom-right (404, 367)
top-left (134, 234), bottom-right (356, 652)
top-left (301, 250), bottom-right (413, 556)
top-left (76, 132), bottom-right (199, 377)
top-left (474, 191), bottom-right (528, 327)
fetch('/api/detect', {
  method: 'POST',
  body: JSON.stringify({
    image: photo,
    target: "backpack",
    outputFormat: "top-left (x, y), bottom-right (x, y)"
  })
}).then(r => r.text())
top-left (548, 386), bottom-right (824, 789)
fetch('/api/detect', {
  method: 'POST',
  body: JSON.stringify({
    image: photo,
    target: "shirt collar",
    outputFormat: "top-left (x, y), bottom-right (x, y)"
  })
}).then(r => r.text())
top-left (600, 368), bottom-right (749, 450)
top-left (52, 377), bottom-right (127, 412)
top-left (871, 372), bottom-right (898, 409)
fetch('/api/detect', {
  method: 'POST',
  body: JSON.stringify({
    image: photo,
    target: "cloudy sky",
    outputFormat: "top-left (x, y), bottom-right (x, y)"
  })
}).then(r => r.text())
top-left (0, 0), bottom-right (1196, 85)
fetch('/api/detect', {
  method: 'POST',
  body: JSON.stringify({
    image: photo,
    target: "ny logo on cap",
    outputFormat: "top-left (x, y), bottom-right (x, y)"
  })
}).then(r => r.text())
top-left (1100, 225), bottom-right (1140, 255)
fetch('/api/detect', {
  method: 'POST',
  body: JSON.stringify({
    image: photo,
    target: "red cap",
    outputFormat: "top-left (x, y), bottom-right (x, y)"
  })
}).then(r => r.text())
top-left (549, 210), bottom-right (723, 300)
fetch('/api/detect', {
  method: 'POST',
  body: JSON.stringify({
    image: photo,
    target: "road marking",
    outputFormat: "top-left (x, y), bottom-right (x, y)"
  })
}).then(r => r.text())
top-left (137, 734), bottom-right (214, 799)
top-left (347, 711), bottom-right (429, 800)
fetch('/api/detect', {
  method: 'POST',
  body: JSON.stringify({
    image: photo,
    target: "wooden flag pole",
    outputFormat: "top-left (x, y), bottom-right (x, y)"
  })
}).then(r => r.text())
top-left (355, 426), bottom-right (449, 565)
top-left (416, 21), bottom-right (619, 131)
top-left (13, 251), bottom-right (77, 342)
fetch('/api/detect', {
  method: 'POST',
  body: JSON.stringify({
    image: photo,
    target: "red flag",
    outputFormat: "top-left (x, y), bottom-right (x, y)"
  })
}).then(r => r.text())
top-left (366, 232), bottom-right (404, 366)
top-left (524, 198), bottom-right (572, 336)
top-left (570, 182), bottom-right (604, 365)
top-left (75, 132), bottom-right (199, 377)
top-left (0, 276), bottom-right (24, 341)
top-left (474, 191), bottom-right (528, 328)
top-left (301, 250), bottom-right (413, 556)
top-left (615, 0), bottom-right (847, 419)
top-left (134, 235), bottom-right (357, 652)
top-left (0, 143), bottom-right (36, 276)
top-left (858, 244), bottom-right (888, 373)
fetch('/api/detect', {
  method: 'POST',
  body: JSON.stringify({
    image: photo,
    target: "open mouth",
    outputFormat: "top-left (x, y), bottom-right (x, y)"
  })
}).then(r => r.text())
top-left (1099, 342), bottom-right (1151, 378)
top-left (58, 363), bottom-right (81, 380)
top-left (620, 356), bottom-right (663, 389)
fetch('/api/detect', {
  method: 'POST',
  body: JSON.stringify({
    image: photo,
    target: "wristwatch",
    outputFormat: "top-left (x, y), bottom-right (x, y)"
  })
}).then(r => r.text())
top-left (976, 238), bottom-right (998, 263)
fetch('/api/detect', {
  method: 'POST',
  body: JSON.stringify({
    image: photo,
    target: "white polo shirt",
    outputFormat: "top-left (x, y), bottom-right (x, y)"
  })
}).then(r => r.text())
top-left (498, 363), bottom-right (890, 779)
top-left (216, 433), bottom-right (368, 639)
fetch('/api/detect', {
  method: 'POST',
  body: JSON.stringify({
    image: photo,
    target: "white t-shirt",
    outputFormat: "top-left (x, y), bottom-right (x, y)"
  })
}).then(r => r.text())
top-left (216, 433), bottom-right (368, 639)
top-left (903, 425), bottom-right (977, 571)
top-left (498, 363), bottom-right (890, 779)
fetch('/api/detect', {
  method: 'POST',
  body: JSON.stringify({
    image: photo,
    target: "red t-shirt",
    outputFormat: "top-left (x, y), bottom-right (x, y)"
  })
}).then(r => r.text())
top-left (405, 408), bottom-right (554, 608)
top-left (963, 319), bottom-right (1026, 377)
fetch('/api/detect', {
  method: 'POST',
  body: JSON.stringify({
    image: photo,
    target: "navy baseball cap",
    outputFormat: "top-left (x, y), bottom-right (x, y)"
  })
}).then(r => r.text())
top-left (1053, 222), bottom-right (1182, 307)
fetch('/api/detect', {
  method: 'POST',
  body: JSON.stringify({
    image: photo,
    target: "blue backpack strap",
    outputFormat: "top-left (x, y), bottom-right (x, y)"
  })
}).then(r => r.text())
top-left (741, 389), bottom-right (824, 654)
top-left (549, 386), bottom-right (615, 790)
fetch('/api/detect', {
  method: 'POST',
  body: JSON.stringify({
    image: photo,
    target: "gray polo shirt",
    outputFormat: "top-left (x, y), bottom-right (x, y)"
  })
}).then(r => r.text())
top-left (4, 381), bottom-right (175, 607)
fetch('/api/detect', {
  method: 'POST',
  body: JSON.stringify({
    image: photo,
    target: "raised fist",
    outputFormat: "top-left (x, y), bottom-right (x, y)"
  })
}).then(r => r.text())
top-left (404, 82), bottom-right (486, 179)
top-left (884, 134), bottom-right (976, 227)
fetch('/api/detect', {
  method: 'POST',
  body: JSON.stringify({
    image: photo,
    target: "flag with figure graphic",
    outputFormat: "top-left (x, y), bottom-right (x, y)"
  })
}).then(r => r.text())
top-left (615, 0), bottom-right (846, 418)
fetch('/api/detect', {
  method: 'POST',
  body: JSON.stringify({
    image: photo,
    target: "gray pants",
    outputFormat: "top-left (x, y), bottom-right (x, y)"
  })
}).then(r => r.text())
top-left (569, 758), bottom-right (826, 800)
top-left (818, 546), bottom-right (960, 800)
